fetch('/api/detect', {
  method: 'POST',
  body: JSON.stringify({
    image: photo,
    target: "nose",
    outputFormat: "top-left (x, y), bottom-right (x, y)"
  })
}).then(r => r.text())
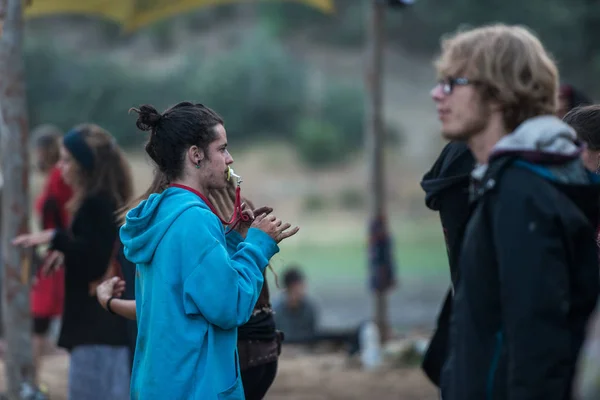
top-left (225, 152), bottom-right (234, 165)
top-left (431, 83), bottom-right (445, 102)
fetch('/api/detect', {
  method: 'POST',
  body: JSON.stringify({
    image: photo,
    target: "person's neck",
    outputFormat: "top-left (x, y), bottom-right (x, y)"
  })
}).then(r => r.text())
top-left (171, 176), bottom-right (208, 198)
top-left (467, 117), bottom-right (508, 165)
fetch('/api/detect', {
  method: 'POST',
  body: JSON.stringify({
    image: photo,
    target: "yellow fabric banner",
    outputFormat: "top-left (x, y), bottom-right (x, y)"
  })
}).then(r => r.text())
top-left (25, 0), bottom-right (335, 31)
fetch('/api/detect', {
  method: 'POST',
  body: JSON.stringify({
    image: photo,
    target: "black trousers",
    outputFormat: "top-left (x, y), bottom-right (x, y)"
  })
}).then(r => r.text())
top-left (241, 360), bottom-right (278, 400)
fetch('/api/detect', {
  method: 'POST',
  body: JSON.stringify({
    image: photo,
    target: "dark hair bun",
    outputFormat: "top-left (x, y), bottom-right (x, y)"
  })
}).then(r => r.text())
top-left (129, 105), bottom-right (162, 132)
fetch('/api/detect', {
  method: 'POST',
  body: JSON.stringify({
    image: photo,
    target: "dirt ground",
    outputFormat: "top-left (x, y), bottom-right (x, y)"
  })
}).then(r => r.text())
top-left (0, 346), bottom-right (438, 400)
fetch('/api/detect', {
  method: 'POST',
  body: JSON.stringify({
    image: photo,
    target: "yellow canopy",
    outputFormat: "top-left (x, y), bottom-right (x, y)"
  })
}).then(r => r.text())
top-left (25, 0), bottom-right (335, 32)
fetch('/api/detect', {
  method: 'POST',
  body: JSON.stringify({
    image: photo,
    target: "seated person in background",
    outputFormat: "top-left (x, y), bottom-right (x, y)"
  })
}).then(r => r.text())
top-left (272, 267), bottom-right (318, 344)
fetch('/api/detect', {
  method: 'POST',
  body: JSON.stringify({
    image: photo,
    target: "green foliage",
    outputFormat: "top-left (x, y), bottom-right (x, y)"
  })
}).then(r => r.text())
top-left (190, 27), bottom-right (308, 141)
top-left (24, 25), bottom-right (401, 167)
top-left (302, 193), bottom-right (330, 212)
top-left (294, 118), bottom-right (346, 166)
top-left (255, 0), bottom-right (600, 93)
top-left (338, 187), bottom-right (365, 210)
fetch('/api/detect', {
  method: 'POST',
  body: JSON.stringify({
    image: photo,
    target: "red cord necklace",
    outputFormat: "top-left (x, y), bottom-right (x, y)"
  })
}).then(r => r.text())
top-left (170, 168), bottom-right (249, 234)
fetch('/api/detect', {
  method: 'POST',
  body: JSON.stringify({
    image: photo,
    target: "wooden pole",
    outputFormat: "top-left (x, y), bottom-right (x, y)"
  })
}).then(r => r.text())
top-left (0, 0), bottom-right (36, 397)
top-left (365, 0), bottom-right (389, 342)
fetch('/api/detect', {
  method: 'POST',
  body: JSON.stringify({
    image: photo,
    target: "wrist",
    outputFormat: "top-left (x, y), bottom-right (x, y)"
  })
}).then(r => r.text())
top-left (105, 296), bottom-right (117, 314)
top-left (234, 226), bottom-right (249, 238)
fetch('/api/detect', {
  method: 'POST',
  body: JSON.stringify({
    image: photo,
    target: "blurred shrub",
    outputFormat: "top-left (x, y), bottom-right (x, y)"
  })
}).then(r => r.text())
top-left (190, 27), bottom-right (308, 142)
top-left (302, 193), bottom-right (330, 212)
top-left (24, 26), bottom-right (401, 166)
top-left (338, 187), bottom-right (365, 210)
top-left (294, 118), bottom-right (345, 166)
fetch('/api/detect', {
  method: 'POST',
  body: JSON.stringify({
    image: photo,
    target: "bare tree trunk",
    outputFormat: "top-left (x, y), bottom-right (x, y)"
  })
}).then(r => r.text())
top-left (0, 0), bottom-right (36, 397)
top-left (365, 0), bottom-right (390, 343)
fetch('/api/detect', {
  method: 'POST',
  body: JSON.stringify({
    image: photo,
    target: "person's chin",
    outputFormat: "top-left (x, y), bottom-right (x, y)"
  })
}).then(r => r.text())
top-left (215, 180), bottom-right (228, 190)
top-left (441, 127), bottom-right (469, 142)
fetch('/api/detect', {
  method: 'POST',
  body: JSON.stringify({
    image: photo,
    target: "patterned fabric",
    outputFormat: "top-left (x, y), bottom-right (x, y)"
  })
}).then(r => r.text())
top-left (68, 345), bottom-right (130, 400)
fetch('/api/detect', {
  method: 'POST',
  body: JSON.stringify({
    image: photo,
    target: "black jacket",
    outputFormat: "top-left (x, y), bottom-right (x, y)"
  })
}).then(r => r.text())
top-left (420, 141), bottom-right (475, 386)
top-left (51, 192), bottom-right (129, 351)
top-left (442, 129), bottom-right (600, 400)
top-left (421, 142), bottom-right (475, 284)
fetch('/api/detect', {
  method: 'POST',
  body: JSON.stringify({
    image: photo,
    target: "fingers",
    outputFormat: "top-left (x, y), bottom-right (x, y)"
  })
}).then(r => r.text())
top-left (114, 280), bottom-right (126, 297)
top-left (253, 206), bottom-right (273, 217)
top-left (241, 207), bottom-right (254, 220)
top-left (41, 251), bottom-right (63, 276)
top-left (276, 222), bottom-right (291, 232)
top-left (276, 226), bottom-right (300, 242)
top-left (210, 188), bottom-right (234, 219)
top-left (243, 197), bottom-right (256, 210)
top-left (254, 213), bottom-right (266, 223)
top-left (226, 181), bottom-right (237, 202)
top-left (12, 235), bottom-right (31, 247)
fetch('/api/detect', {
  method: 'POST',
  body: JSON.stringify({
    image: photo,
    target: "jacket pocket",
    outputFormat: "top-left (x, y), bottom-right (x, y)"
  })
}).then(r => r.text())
top-left (218, 350), bottom-right (245, 400)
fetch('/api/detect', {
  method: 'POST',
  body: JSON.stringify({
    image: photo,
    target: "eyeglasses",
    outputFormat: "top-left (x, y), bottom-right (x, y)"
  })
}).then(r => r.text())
top-left (438, 77), bottom-right (479, 95)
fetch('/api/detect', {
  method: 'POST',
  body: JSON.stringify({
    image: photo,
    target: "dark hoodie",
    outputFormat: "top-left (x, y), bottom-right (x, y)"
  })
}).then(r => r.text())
top-left (442, 116), bottom-right (600, 400)
top-left (421, 141), bottom-right (475, 284)
top-left (420, 142), bottom-right (475, 386)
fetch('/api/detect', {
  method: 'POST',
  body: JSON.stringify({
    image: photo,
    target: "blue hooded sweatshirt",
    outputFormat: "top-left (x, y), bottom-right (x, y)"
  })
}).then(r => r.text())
top-left (120, 185), bottom-right (279, 400)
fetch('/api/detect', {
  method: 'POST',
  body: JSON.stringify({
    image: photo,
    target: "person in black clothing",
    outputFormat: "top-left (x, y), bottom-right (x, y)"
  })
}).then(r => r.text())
top-left (419, 141), bottom-right (474, 388)
top-left (420, 90), bottom-right (595, 393)
top-left (429, 24), bottom-right (600, 400)
top-left (563, 104), bottom-right (600, 400)
top-left (13, 124), bottom-right (134, 400)
top-left (564, 104), bottom-right (600, 173)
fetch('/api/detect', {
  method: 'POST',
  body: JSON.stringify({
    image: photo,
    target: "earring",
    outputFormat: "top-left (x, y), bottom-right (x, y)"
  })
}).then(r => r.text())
top-left (195, 163), bottom-right (200, 169)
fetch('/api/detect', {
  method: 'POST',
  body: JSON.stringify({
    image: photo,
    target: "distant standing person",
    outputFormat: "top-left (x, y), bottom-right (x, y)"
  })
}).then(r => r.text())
top-left (29, 124), bottom-right (73, 383)
top-left (13, 124), bottom-right (134, 400)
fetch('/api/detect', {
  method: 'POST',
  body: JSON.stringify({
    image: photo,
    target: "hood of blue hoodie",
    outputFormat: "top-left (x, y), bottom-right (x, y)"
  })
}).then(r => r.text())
top-left (120, 187), bottom-right (212, 265)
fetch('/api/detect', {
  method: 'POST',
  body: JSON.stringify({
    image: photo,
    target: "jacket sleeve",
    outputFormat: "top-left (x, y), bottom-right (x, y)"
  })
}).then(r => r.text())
top-left (51, 196), bottom-right (117, 284)
top-left (225, 230), bottom-right (244, 257)
top-left (492, 182), bottom-right (571, 399)
top-left (180, 208), bottom-right (279, 330)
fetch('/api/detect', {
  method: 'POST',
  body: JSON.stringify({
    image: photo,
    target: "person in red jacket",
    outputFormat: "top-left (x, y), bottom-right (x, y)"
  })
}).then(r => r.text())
top-left (30, 124), bottom-right (73, 381)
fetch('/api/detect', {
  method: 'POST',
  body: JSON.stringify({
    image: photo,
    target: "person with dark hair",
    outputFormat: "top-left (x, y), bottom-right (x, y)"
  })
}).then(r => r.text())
top-left (97, 175), bottom-right (285, 400)
top-left (28, 124), bottom-right (73, 384)
top-left (99, 102), bottom-right (298, 399)
top-left (562, 103), bottom-right (600, 399)
top-left (558, 84), bottom-right (593, 119)
top-left (563, 104), bottom-right (600, 173)
top-left (13, 123), bottom-right (135, 400)
top-left (272, 266), bottom-right (318, 344)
